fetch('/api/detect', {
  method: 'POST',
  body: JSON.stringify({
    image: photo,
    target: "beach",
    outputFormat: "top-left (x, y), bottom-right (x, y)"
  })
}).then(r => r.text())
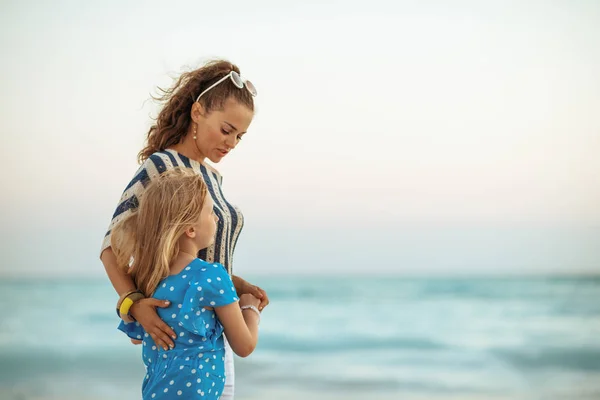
top-left (1, 275), bottom-right (599, 400)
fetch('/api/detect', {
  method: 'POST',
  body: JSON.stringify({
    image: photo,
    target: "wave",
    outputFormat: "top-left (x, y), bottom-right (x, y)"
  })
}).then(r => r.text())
top-left (492, 346), bottom-right (600, 372)
top-left (0, 336), bottom-right (446, 382)
top-left (257, 276), bottom-right (600, 303)
top-left (245, 374), bottom-right (493, 395)
top-left (257, 335), bottom-right (447, 353)
top-left (0, 349), bottom-right (144, 383)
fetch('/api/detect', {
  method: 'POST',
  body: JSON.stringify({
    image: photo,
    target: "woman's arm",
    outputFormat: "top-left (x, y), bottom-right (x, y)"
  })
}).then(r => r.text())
top-left (101, 247), bottom-right (177, 350)
top-left (101, 247), bottom-right (137, 295)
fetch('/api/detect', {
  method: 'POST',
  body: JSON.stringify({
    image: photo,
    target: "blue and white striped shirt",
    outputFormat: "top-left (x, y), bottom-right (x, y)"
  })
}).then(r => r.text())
top-left (101, 149), bottom-right (244, 275)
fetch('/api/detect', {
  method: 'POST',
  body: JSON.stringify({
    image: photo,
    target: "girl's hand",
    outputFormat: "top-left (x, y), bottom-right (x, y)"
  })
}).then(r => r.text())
top-left (239, 293), bottom-right (261, 308)
top-left (129, 298), bottom-right (176, 351)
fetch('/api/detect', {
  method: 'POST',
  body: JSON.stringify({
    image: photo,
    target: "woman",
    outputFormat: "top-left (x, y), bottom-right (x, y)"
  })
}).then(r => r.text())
top-left (100, 59), bottom-right (269, 400)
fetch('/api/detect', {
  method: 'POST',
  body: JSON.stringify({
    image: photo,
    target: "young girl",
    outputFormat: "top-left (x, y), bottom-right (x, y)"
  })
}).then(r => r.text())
top-left (111, 168), bottom-right (261, 400)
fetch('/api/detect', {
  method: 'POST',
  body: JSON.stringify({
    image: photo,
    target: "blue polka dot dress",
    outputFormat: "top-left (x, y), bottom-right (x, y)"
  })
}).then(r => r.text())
top-left (118, 259), bottom-right (239, 399)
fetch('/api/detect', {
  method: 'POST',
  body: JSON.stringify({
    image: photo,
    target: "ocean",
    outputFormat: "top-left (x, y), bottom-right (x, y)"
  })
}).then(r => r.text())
top-left (0, 275), bottom-right (599, 400)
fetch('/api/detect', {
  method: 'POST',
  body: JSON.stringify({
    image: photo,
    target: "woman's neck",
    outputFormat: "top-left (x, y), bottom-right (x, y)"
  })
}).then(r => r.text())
top-left (169, 133), bottom-right (206, 164)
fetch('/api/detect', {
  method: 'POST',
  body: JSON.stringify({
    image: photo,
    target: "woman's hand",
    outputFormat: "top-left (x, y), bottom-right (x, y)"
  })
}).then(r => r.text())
top-left (129, 298), bottom-right (176, 351)
top-left (233, 275), bottom-right (270, 311)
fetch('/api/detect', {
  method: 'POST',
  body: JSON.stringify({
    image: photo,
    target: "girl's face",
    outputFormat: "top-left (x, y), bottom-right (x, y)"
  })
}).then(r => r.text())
top-left (191, 97), bottom-right (254, 163)
top-left (192, 195), bottom-right (218, 250)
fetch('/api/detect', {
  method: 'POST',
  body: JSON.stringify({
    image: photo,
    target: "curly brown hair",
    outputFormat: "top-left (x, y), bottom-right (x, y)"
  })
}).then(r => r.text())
top-left (138, 59), bottom-right (255, 163)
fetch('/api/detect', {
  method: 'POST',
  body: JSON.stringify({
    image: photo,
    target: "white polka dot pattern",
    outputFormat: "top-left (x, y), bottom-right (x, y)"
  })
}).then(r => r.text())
top-left (117, 259), bottom-right (239, 399)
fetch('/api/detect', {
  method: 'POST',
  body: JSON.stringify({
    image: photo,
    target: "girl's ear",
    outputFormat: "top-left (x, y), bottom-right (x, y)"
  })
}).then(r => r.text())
top-left (184, 226), bottom-right (196, 238)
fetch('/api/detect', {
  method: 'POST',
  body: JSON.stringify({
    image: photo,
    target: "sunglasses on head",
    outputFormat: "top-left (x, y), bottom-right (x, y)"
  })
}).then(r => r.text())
top-left (195, 71), bottom-right (257, 103)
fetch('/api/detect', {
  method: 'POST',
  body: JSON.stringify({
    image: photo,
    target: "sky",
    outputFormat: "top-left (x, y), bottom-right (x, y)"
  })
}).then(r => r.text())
top-left (0, 0), bottom-right (599, 277)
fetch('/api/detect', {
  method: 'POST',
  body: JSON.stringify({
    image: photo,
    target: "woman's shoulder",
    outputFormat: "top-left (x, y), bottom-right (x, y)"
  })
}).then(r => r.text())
top-left (140, 150), bottom-right (180, 173)
top-left (143, 149), bottom-right (222, 179)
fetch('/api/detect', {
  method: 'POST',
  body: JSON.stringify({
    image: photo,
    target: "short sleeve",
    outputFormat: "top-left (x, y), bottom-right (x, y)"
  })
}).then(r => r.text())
top-left (196, 263), bottom-right (239, 308)
top-left (117, 320), bottom-right (145, 340)
top-left (178, 263), bottom-right (238, 336)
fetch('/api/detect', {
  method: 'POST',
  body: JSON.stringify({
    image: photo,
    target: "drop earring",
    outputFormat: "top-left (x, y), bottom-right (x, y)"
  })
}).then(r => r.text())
top-left (193, 125), bottom-right (197, 140)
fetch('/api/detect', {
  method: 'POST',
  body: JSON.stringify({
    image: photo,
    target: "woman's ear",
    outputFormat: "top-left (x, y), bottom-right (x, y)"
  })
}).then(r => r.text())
top-left (191, 102), bottom-right (207, 124)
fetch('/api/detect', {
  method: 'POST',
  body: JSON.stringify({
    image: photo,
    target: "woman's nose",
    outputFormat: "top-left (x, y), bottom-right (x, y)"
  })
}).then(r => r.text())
top-left (225, 135), bottom-right (237, 149)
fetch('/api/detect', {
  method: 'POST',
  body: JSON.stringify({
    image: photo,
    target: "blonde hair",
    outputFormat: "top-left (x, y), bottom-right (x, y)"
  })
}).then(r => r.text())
top-left (111, 169), bottom-right (209, 296)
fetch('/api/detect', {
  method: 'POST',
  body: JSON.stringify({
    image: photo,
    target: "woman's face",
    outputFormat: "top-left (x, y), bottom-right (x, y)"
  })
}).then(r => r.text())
top-left (191, 97), bottom-right (254, 163)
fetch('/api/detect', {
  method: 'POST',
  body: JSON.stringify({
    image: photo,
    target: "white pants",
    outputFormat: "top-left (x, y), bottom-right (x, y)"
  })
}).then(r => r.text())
top-left (222, 336), bottom-right (235, 400)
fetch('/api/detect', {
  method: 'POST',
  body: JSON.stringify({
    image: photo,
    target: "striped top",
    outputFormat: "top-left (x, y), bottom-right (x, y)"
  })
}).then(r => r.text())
top-left (100, 149), bottom-right (244, 275)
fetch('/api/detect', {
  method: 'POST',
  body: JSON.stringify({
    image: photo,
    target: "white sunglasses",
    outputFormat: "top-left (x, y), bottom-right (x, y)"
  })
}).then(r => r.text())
top-left (195, 71), bottom-right (257, 103)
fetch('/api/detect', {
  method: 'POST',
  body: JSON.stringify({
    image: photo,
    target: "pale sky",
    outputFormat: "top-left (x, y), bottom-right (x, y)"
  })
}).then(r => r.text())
top-left (1, 0), bottom-right (599, 277)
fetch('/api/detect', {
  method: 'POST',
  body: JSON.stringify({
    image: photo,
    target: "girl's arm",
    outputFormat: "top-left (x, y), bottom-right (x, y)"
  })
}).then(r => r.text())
top-left (215, 294), bottom-right (261, 357)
